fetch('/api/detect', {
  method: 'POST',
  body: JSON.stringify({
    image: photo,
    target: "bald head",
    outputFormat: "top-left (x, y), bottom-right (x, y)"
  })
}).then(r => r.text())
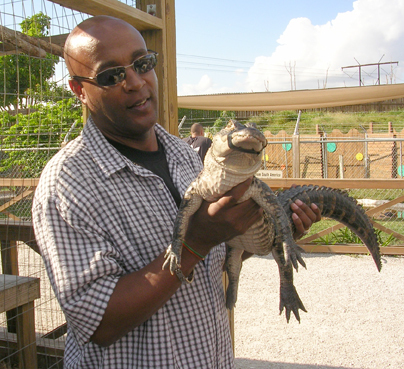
top-left (64, 16), bottom-right (145, 77)
top-left (190, 123), bottom-right (204, 137)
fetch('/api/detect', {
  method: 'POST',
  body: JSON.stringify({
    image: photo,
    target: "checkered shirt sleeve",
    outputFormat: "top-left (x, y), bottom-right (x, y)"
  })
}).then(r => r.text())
top-left (32, 118), bottom-right (235, 368)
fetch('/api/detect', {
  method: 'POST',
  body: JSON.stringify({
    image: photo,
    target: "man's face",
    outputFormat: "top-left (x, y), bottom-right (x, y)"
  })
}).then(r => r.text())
top-left (68, 20), bottom-right (159, 143)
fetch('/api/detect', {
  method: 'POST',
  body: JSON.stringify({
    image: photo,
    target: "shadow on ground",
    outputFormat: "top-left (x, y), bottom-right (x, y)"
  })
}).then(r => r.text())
top-left (235, 358), bottom-right (361, 369)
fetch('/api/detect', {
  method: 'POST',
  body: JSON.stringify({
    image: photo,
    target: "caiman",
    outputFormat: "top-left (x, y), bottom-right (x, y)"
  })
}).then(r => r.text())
top-left (163, 119), bottom-right (381, 322)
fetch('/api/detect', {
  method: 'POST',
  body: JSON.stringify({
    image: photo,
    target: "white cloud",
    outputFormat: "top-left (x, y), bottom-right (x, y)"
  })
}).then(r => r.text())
top-left (180, 74), bottom-right (235, 95)
top-left (246, 0), bottom-right (404, 92)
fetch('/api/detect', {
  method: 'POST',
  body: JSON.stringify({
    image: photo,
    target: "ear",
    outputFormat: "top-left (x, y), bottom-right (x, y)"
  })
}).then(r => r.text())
top-left (69, 79), bottom-right (87, 104)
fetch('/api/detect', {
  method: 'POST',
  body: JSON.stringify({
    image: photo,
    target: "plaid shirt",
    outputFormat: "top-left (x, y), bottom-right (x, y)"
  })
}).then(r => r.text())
top-left (32, 118), bottom-right (234, 368)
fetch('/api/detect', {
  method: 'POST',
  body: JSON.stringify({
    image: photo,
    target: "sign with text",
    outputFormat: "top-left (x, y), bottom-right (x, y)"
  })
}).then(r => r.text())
top-left (255, 170), bottom-right (283, 179)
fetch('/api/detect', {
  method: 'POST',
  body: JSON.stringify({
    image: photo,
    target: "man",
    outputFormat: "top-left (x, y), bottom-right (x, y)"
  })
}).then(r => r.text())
top-left (183, 122), bottom-right (212, 163)
top-left (32, 16), bottom-right (320, 368)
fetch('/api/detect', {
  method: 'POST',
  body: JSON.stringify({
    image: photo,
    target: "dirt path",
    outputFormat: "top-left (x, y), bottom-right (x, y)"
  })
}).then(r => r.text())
top-left (234, 253), bottom-right (404, 369)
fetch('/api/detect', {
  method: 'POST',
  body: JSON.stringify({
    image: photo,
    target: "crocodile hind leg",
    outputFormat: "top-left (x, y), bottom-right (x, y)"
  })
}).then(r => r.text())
top-left (272, 241), bottom-right (307, 322)
top-left (225, 246), bottom-right (245, 310)
top-left (252, 178), bottom-right (306, 271)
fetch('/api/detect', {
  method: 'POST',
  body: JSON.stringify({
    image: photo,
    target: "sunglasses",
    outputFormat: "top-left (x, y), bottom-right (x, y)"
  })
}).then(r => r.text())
top-left (72, 51), bottom-right (158, 87)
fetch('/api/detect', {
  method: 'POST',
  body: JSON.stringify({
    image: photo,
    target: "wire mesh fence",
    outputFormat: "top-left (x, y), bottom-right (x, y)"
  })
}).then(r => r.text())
top-left (0, 1), bottom-right (92, 367)
top-left (0, 0), bottom-right (404, 367)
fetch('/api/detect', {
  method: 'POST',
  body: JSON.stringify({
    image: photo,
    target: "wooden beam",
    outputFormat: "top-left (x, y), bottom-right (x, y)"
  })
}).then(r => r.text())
top-left (0, 275), bottom-right (40, 314)
top-left (364, 194), bottom-right (404, 216)
top-left (370, 220), bottom-right (404, 242)
top-left (0, 27), bottom-right (46, 58)
top-left (297, 223), bottom-right (345, 244)
top-left (0, 188), bottom-right (34, 213)
top-left (0, 25), bottom-right (64, 57)
top-left (39, 33), bottom-right (69, 47)
top-left (0, 178), bottom-right (39, 187)
top-left (300, 244), bottom-right (404, 256)
top-left (49, 0), bottom-right (163, 30)
top-left (262, 178), bottom-right (404, 190)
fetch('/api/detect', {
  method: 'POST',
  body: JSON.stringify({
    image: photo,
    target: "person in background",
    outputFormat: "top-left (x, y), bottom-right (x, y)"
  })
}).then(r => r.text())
top-left (32, 15), bottom-right (321, 368)
top-left (183, 122), bottom-right (212, 163)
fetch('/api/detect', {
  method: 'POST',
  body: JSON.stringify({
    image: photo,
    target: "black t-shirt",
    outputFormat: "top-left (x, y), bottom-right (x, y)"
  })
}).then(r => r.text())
top-left (107, 138), bottom-right (182, 208)
top-left (183, 136), bottom-right (212, 163)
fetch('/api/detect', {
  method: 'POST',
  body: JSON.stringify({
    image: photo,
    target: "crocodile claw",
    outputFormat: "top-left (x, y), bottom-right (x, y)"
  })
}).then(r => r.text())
top-left (162, 244), bottom-right (181, 274)
top-left (279, 284), bottom-right (307, 323)
top-left (283, 242), bottom-right (306, 271)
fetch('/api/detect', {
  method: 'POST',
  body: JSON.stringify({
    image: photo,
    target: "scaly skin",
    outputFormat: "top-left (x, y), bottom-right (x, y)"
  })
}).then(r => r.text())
top-left (163, 120), bottom-right (382, 323)
top-left (163, 120), bottom-right (305, 274)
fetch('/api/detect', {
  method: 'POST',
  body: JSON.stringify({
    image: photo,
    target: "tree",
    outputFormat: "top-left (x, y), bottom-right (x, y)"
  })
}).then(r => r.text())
top-left (0, 12), bottom-right (60, 111)
top-left (212, 111), bottom-right (236, 133)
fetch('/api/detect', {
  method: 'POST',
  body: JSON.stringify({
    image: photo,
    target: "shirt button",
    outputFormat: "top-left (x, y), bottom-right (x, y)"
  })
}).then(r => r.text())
top-left (158, 184), bottom-right (164, 189)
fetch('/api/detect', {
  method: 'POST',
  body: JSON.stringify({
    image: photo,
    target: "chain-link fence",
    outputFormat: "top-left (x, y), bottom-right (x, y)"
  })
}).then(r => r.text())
top-left (179, 110), bottom-right (404, 248)
top-left (1, 0), bottom-right (404, 366)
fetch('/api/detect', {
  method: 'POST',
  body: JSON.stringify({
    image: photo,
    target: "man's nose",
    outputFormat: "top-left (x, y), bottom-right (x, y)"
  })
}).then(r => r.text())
top-left (123, 67), bottom-right (145, 91)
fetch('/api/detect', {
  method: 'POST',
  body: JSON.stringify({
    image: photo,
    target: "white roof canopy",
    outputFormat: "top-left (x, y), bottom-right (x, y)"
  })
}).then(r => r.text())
top-left (177, 84), bottom-right (404, 111)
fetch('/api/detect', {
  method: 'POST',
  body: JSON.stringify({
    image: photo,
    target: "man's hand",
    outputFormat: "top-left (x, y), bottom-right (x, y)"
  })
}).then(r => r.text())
top-left (290, 199), bottom-right (321, 239)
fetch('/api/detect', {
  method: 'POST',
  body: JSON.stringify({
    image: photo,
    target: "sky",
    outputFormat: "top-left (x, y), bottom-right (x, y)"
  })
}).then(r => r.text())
top-left (175, 0), bottom-right (404, 96)
top-left (3, 0), bottom-right (404, 97)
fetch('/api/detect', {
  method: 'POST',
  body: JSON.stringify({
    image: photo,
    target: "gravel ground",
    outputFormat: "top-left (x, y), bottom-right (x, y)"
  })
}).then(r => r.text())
top-left (234, 253), bottom-right (404, 369)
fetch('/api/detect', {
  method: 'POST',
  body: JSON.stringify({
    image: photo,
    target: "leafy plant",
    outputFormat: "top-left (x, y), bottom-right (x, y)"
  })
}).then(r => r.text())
top-left (0, 12), bottom-right (60, 110)
top-left (311, 227), bottom-right (398, 247)
top-left (0, 98), bottom-right (82, 177)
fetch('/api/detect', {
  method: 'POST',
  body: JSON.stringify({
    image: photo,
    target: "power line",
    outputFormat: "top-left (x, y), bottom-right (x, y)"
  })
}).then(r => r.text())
top-left (341, 59), bottom-right (399, 86)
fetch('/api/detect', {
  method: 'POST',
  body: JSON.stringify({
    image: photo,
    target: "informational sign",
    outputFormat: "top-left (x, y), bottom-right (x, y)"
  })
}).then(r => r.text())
top-left (282, 143), bottom-right (292, 151)
top-left (398, 165), bottom-right (404, 177)
top-left (327, 142), bottom-right (337, 153)
top-left (255, 170), bottom-right (283, 179)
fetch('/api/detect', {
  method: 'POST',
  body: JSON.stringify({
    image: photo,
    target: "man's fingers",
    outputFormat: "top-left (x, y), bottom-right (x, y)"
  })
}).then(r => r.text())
top-left (218, 177), bottom-right (253, 206)
top-left (291, 199), bottom-right (318, 230)
top-left (311, 203), bottom-right (322, 222)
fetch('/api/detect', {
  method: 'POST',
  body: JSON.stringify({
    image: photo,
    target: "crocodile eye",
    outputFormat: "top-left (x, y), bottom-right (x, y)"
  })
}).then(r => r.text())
top-left (246, 122), bottom-right (258, 129)
top-left (225, 119), bottom-right (236, 130)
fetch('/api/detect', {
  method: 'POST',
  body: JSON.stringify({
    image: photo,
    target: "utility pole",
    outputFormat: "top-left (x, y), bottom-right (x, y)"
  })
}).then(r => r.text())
top-left (341, 59), bottom-right (398, 86)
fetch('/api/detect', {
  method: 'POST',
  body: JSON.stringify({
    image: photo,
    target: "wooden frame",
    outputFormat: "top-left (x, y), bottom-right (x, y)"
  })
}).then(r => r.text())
top-left (0, 275), bottom-right (40, 369)
top-left (48, 0), bottom-right (179, 135)
top-left (261, 178), bottom-right (404, 254)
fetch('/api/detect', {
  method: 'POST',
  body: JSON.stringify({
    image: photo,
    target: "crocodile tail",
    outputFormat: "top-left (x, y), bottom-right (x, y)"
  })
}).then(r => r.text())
top-left (277, 185), bottom-right (382, 271)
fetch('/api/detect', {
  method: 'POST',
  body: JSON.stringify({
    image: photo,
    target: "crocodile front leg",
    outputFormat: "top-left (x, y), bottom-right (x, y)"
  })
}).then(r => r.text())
top-left (272, 241), bottom-right (307, 322)
top-left (163, 191), bottom-right (204, 274)
top-left (251, 178), bottom-right (306, 270)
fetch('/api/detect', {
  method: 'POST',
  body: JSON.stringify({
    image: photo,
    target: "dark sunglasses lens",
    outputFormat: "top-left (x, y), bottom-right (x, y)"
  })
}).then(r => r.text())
top-left (97, 67), bottom-right (126, 86)
top-left (133, 54), bottom-right (157, 74)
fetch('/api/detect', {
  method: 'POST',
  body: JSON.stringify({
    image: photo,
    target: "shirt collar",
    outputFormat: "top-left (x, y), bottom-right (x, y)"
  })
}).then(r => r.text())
top-left (82, 116), bottom-right (188, 177)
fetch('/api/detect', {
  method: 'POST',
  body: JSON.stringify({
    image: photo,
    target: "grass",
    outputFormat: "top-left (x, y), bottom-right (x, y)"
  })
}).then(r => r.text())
top-left (248, 110), bottom-right (404, 135)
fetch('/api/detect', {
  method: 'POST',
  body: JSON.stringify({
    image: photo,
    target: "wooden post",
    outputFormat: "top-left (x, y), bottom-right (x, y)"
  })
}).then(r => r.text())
top-left (339, 155), bottom-right (344, 179)
top-left (0, 275), bottom-right (40, 369)
top-left (16, 302), bottom-right (38, 369)
top-left (137, 0), bottom-right (179, 135)
top-left (292, 134), bottom-right (300, 178)
top-left (1, 239), bottom-right (19, 334)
